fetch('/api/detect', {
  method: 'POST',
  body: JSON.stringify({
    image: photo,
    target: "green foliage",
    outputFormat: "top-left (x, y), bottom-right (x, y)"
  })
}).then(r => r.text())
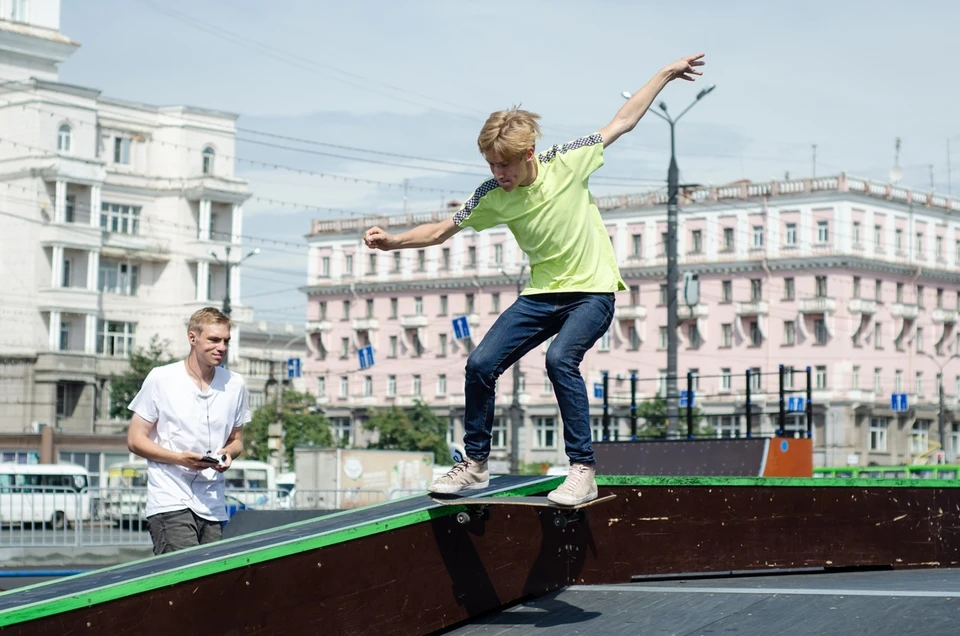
top-left (363, 400), bottom-right (449, 463)
top-left (635, 396), bottom-right (712, 438)
top-left (244, 389), bottom-right (334, 469)
top-left (108, 335), bottom-right (177, 420)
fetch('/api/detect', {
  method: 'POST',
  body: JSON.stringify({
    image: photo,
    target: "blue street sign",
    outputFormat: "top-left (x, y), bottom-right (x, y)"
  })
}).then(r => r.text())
top-left (679, 390), bottom-right (695, 407)
top-left (890, 393), bottom-right (909, 412)
top-left (452, 316), bottom-right (471, 341)
top-left (593, 383), bottom-right (604, 399)
top-left (358, 345), bottom-right (375, 370)
top-left (286, 358), bottom-right (301, 379)
top-left (787, 396), bottom-right (805, 412)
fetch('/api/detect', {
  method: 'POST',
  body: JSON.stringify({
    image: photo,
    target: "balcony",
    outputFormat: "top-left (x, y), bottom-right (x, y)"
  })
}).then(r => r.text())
top-left (37, 287), bottom-right (100, 313)
top-left (799, 296), bottom-right (836, 314)
top-left (615, 305), bottom-right (648, 321)
top-left (400, 314), bottom-right (429, 329)
top-left (102, 233), bottom-right (171, 262)
top-left (848, 298), bottom-right (877, 315)
top-left (677, 304), bottom-right (709, 320)
top-left (39, 222), bottom-right (102, 250)
top-left (306, 320), bottom-right (332, 333)
top-left (352, 317), bottom-right (380, 331)
top-left (932, 309), bottom-right (958, 324)
top-left (736, 300), bottom-right (769, 316)
top-left (891, 303), bottom-right (919, 320)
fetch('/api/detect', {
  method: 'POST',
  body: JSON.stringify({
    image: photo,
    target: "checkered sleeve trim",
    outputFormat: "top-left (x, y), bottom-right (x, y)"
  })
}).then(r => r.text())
top-left (453, 178), bottom-right (500, 226)
top-left (537, 133), bottom-right (603, 164)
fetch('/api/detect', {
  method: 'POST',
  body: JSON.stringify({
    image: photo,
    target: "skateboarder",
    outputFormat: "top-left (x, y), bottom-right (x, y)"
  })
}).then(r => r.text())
top-left (364, 53), bottom-right (706, 505)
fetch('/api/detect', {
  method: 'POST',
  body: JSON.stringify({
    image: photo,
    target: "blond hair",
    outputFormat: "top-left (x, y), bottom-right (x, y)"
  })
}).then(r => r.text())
top-left (477, 107), bottom-right (542, 161)
top-left (188, 307), bottom-right (231, 338)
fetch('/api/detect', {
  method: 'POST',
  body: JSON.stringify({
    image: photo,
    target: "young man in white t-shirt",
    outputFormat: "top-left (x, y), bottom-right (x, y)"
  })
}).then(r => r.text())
top-left (127, 307), bottom-right (251, 555)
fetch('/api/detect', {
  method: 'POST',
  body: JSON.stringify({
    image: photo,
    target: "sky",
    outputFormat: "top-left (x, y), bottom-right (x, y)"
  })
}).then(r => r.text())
top-left (57, 0), bottom-right (960, 324)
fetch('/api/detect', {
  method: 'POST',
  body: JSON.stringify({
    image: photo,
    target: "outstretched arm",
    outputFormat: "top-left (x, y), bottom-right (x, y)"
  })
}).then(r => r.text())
top-left (599, 53), bottom-right (706, 149)
top-left (364, 217), bottom-right (461, 251)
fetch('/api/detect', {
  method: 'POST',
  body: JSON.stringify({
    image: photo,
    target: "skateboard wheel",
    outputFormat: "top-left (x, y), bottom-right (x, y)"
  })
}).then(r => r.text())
top-left (456, 511), bottom-right (471, 525)
top-left (553, 515), bottom-right (567, 529)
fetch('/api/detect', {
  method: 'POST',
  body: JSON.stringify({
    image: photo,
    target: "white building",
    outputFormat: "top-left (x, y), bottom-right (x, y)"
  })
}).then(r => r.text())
top-left (0, 1), bottom-right (253, 479)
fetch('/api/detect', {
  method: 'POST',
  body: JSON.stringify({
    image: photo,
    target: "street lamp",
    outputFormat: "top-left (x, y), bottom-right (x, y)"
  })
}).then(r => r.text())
top-left (923, 351), bottom-right (960, 461)
top-left (499, 264), bottom-right (527, 474)
top-left (209, 246), bottom-right (260, 316)
top-left (622, 84), bottom-right (715, 437)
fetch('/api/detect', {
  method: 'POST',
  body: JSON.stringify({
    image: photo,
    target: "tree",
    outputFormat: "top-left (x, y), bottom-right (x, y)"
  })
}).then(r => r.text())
top-left (244, 389), bottom-right (334, 469)
top-left (108, 335), bottom-right (177, 420)
top-left (363, 400), bottom-right (449, 464)
top-left (636, 396), bottom-right (712, 438)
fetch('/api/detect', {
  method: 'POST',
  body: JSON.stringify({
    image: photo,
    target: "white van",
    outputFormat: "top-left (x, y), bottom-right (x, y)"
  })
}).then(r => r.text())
top-left (0, 463), bottom-right (91, 529)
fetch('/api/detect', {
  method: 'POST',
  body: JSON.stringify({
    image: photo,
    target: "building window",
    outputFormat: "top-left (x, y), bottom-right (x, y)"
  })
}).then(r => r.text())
top-left (65, 194), bottom-right (75, 223)
top-left (317, 376), bottom-right (326, 397)
top-left (389, 335), bottom-right (398, 358)
top-left (340, 376), bottom-right (349, 398)
top-left (386, 375), bottom-right (396, 397)
top-left (853, 221), bottom-right (861, 245)
top-left (784, 320), bottom-right (795, 345)
top-left (720, 368), bottom-right (732, 392)
top-left (659, 284), bottom-right (667, 305)
top-left (815, 276), bottom-right (827, 297)
top-left (817, 221), bottom-right (829, 243)
top-left (416, 249), bottom-right (426, 272)
top-left (439, 295), bottom-right (448, 316)
top-left (783, 366), bottom-right (796, 389)
top-left (658, 326), bottom-right (668, 350)
top-left (412, 374), bottom-right (422, 396)
top-left (721, 323), bottom-right (733, 348)
top-left (917, 285), bottom-right (925, 308)
top-left (688, 324), bottom-right (700, 348)
top-left (752, 226), bottom-right (764, 248)
top-left (493, 244), bottom-right (503, 264)
top-left (467, 246), bottom-right (477, 267)
top-left (749, 368), bottom-right (762, 391)
top-left (321, 256), bottom-right (330, 277)
top-left (99, 261), bottom-right (140, 296)
top-left (441, 248), bottom-right (450, 271)
top-left (870, 418), bottom-right (888, 451)
top-left (853, 276), bottom-right (861, 299)
top-left (57, 124), bottom-right (72, 154)
top-left (535, 417), bottom-right (557, 448)
top-left (915, 371), bottom-right (923, 397)
top-left (61, 257), bottom-right (72, 287)
top-left (874, 225), bottom-right (882, 248)
top-left (937, 288), bottom-right (944, 309)
top-left (936, 236), bottom-right (943, 260)
top-left (344, 254), bottom-right (353, 276)
top-left (342, 300), bottom-right (351, 320)
top-left (59, 320), bottom-right (70, 351)
top-left (113, 136), bottom-right (131, 164)
top-left (894, 369), bottom-right (903, 393)
top-left (100, 203), bottom-right (141, 235)
top-left (96, 320), bottom-right (136, 357)
top-left (874, 368), bottom-right (882, 393)
top-left (202, 146), bottom-right (215, 175)
top-left (916, 327), bottom-right (924, 353)
top-left (438, 333), bottom-right (447, 357)
top-left (723, 227), bottom-right (734, 250)
top-left (390, 298), bottom-right (398, 319)
top-left (722, 280), bottom-right (732, 303)
top-left (10, 0), bottom-right (27, 22)
top-left (365, 298), bottom-right (374, 318)
top-left (916, 233), bottom-right (924, 256)
top-left (492, 418), bottom-right (507, 449)
top-left (710, 415), bottom-right (741, 438)
top-left (875, 280), bottom-right (882, 302)
top-left (414, 296), bottom-right (423, 315)
top-left (874, 322), bottom-right (882, 349)
top-left (340, 337), bottom-right (349, 358)
top-left (659, 231), bottom-right (668, 256)
top-left (784, 223), bottom-right (797, 246)
top-left (751, 279), bottom-right (762, 301)
top-left (392, 252), bottom-right (402, 273)
top-left (912, 420), bottom-right (931, 455)
top-left (691, 230), bottom-right (703, 253)
top-left (363, 376), bottom-right (373, 397)
top-left (599, 329), bottom-right (611, 351)
top-left (628, 325), bottom-right (640, 350)
top-left (319, 302), bottom-right (327, 320)
top-left (331, 417), bottom-right (351, 445)
top-left (750, 321), bottom-right (762, 346)
top-left (896, 282), bottom-right (904, 303)
top-left (814, 319), bottom-right (827, 344)
top-left (784, 277), bottom-right (795, 300)
top-left (895, 229), bottom-right (903, 251)
top-left (629, 285), bottom-right (640, 306)
top-left (367, 254), bottom-right (377, 275)
top-left (632, 233), bottom-right (643, 257)
top-left (437, 374), bottom-right (447, 396)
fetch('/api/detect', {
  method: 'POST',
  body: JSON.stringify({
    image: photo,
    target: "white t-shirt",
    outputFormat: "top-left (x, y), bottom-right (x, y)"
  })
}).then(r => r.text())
top-left (128, 361), bottom-right (251, 522)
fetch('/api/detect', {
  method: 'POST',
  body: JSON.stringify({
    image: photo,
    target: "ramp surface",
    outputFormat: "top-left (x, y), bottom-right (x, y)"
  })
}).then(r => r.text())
top-left (447, 569), bottom-right (960, 635)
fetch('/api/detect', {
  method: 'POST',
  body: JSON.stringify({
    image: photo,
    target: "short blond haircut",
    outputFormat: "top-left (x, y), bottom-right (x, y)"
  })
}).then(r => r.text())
top-left (477, 107), bottom-right (542, 161)
top-left (188, 307), bottom-right (231, 338)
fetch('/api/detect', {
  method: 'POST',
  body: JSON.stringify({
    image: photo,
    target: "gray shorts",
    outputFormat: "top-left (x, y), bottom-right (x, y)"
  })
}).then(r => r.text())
top-left (147, 508), bottom-right (223, 555)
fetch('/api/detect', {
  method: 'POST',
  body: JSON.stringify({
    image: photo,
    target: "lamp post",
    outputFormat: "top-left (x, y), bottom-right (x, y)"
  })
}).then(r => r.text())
top-left (621, 84), bottom-right (715, 436)
top-left (209, 246), bottom-right (260, 316)
top-left (500, 264), bottom-right (527, 474)
top-left (923, 351), bottom-right (960, 461)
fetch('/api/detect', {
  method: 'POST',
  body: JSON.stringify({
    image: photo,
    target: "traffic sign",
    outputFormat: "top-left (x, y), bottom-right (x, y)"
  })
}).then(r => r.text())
top-left (452, 316), bottom-right (471, 340)
top-left (679, 390), bottom-right (695, 407)
top-left (358, 345), bottom-right (375, 370)
top-left (286, 358), bottom-right (301, 379)
top-left (890, 393), bottom-right (908, 412)
top-left (593, 383), bottom-right (604, 399)
top-left (787, 396), bottom-right (805, 412)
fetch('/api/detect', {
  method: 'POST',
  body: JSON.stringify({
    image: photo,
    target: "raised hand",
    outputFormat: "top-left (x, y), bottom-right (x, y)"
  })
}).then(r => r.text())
top-left (663, 53), bottom-right (705, 82)
top-left (364, 226), bottom-right (396, 251)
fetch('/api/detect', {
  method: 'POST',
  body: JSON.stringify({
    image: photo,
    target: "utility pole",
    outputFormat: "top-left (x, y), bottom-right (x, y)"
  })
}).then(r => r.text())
top-left (624, 85), bottom-right (715, 436)
top-left (939, 379), bottom-right (946, 463)
top-left (506, 264), bottom-right (527, 474)
top-left (210, 246), bottom-right (260, 316)
top-left (812, 144), bottom-right (817, 178)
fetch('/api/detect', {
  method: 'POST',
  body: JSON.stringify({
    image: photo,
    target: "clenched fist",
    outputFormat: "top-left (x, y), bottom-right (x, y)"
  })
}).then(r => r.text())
top-left (364, 226), bottom-right (397, 251)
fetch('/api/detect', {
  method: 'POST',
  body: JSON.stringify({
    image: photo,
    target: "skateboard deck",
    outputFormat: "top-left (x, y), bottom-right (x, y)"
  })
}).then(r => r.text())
top-left (430, 494), bottom-right (616, 528)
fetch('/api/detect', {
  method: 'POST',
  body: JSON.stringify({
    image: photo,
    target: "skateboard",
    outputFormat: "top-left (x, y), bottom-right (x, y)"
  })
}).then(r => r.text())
top-left (430, 494), bottom-right (616, 528)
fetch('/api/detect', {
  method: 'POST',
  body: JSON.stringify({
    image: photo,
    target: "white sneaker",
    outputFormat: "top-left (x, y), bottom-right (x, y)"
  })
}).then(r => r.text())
top-left (428, 457), bottom-right (489, 494)
top-left (547, 463), bottom-right (598, 506)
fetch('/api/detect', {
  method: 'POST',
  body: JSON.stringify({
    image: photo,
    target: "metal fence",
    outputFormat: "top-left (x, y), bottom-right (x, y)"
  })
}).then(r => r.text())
top-left (0, 486), bottom-right (426, 548)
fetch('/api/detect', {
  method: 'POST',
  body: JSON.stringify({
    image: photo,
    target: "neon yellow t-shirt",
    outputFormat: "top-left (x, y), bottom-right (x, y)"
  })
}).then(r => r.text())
top-left (453, 133), bottom-right (626, 295)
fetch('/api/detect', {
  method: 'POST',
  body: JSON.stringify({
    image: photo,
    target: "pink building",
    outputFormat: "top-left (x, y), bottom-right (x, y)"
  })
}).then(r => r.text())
top-left (303, 174), bottom-right (960, 469)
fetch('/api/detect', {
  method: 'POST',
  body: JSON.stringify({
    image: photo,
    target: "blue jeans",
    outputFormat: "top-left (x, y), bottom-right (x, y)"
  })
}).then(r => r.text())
top-left (462, 292), bottom-right (615, 465)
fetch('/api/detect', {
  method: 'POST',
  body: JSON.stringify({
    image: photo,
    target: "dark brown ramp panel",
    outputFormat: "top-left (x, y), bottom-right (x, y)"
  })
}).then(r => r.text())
top-left (0, 475), bottom-right (957, 635)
